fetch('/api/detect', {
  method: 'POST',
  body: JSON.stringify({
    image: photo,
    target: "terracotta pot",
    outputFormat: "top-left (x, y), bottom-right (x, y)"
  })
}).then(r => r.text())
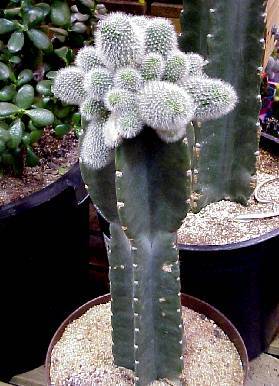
top-left (46, 293), bottom-right (249, 386)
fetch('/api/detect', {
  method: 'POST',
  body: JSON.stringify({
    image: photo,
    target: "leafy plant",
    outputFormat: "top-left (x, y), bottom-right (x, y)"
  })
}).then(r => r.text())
top-left (0, 0), bottom-right (106, 175)
top-left (53, 13), bottom-right (238, 385)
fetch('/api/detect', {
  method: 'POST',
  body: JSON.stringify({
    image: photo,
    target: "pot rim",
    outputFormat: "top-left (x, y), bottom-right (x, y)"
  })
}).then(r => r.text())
top-left (45, 293), bottom-right (249, 386)
top-left (0, 162), bottom-right (88, 219)
top-left (178, 225), bottom-right (279, 251)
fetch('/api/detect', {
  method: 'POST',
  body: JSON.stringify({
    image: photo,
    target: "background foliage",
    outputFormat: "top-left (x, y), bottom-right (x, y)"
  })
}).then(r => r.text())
top-left (0, 0), bottom-right (106, 175)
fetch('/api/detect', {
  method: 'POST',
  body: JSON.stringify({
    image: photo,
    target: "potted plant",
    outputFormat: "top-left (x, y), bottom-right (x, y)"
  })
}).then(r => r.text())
top-left (0, 0), bottom-right (106, 380)
top-left (46, 12), bottom-right (249, 385)
top-left (177, 0), bottom-right (279, 359)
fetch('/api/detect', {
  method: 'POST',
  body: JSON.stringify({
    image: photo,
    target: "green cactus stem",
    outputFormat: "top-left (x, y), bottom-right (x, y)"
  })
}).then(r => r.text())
top-left (115, 128), bottom-right (191, 385)
top-left (80, 131), bottom-right (135, 370)
top-left (179, 0), bottom-right (265, 210)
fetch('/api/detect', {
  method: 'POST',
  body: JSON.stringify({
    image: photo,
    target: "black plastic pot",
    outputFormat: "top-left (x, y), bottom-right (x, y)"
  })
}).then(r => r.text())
top-left (0, 163), bottom-right (94, 381)
top-left (179, 228), bottom-right (279, 360)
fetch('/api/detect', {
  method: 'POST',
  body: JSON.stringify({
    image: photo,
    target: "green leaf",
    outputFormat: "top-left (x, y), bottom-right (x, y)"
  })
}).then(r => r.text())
top-left (36, 3), bottom-right (51, 17)
top-left (54, 123), bottom-right (71, 137)
top-left (3, 8), bottom-right (21, 19)
top-left (7, 118), bottom-right (24, 148)
top-left (22, 133), bottom-right (30, 145)
top-left (17, 69), bottom-right (33, 86)
top-left (26, 146), bottom-right (39, 166)
top-left (54, 46), bottom-right (73, 64)
top-left (0, 121), bottom-right (9, 130)
top-left (46, 71), bottom-right (57, 80)
top-left (54, 104), bottom-right (71, 119)
top-left (0, 127), bottom-right (10, 142)
top-left (0, 85), bottom-right (16, 102)
top-left (36, 80), bottom-right (52, 96)
top-left (72, 112), bottom-right (81, 126)
top-left (27, 29), bottom-right (51, 50)
top-left (0, 139), bottom-right (5, 153)
top-left (29, 129), bottom-right (43, 143)
top-left (48, 27), bottom-right (68, 36)
top-left (51, 1), bottom-right (71, 27)
top-left (71, 22), bottom-right (87, 34)
top-left (0, 62), bottom-right (11, 81)
top-left (25, 108), bottom-right (54, 127)
top-left (9, 55), bottom-right (22, 64)
top-left (23, 6), bottom-right (45, 27)
top-left (0, 102), bottom-right (19, 117)
top-left (7, 31), bottom-right (24, 53)
top-left (15, 84), bottom-right (34, 109)
top-left (28, 120), bottom-right (39, 131)
top-left (0, 18), bottom-right (16, 34)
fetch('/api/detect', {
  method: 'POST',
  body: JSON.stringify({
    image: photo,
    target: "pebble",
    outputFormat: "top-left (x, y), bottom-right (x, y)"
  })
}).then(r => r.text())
top-left (50, 302), bottom-right (244, 386)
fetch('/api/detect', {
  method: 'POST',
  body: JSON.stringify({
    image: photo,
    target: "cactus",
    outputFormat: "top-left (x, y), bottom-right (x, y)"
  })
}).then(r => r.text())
top-left (140, 53), bottom-right (165, 81)
top-left (53, 12), bottom-right (237, 385)
top-left (179, 0), bottom-right (265, 210)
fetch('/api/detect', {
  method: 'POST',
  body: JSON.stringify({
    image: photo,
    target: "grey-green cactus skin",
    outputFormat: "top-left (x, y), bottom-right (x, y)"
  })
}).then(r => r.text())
top-left (80, 128), bottom-right (135, 370)
top-left (180, 0), bottom-right (265, 210)
top-left (115, 128), bottom-right (191, 385)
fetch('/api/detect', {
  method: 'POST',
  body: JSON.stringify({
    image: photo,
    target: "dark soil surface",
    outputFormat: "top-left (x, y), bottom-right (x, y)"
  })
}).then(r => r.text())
top-left (0, 128), bottom-right (78, 207)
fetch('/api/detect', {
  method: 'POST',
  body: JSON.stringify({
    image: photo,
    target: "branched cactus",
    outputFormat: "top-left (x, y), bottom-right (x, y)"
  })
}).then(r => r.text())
top-left (179, 0), bottom-right (265, 210)
top-left (53, 12), bottom-right (237, 386)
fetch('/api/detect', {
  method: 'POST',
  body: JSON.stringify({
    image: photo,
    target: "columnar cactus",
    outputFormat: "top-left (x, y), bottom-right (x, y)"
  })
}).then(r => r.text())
top-left (179, 0), bottom-right (266, 210)
top-left (53, 12), bottom-right (237, 386)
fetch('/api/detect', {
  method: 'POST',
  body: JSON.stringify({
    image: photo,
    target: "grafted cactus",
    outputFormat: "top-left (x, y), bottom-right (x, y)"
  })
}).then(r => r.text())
top-left (179, 0), bottom-right (265, 210)
top-left (53, 12), bottom-right (237, 386)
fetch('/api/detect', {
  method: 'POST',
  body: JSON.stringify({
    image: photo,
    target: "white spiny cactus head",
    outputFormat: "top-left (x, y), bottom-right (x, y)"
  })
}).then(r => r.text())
top-left (138, 81), bottom-right (195, 132)
top-left (141, 53), bottom-right (165, 81)
top-left (75, 46), bottom-right (103, 72)
top-left (117, 110), bottom-right (144, 139)
top-left (80, 98), bottom-right (109, 122)
top-left (84, 67), bottom-right (113, 100)
top-left (53, 66), bottom-right (86, 105)
top-left (183, 78), bottom-right (238, 121)
top-left (114, 67), bottom-right (143, 92)
top-left (164, 51), bottom-right (190, 83)
top-left (80, 121), bottom-right (113, 170)
top-left (144, 18), bottom-right (178, 57)
top-left (103, 114), bottom-right (123, 148)
top-left (95, 12), bottom-right (143, 69)
top-left (104, 88), bottom-right (136, 113)
top-left (186, 53), bottom-right (208, 77)
top-left (130, 15), bottom-right (150, 30)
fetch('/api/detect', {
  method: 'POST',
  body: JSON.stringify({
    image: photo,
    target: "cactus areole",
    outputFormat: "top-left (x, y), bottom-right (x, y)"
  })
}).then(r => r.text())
top-left (53, 12), bottom-right (237, 386)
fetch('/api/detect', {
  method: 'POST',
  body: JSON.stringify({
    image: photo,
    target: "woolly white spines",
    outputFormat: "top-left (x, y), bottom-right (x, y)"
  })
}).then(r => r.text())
top-left (138, 81), bottom-right (195, 133)
top-left (53, 67), bottom-right (86, 105)
top-left (84, 67), bottom-right (113, 100)
top-left (141, 53), bottom-right (165, 81)
top-left (104, 88), bottom-right (136, 113)
top-left (185, 53), bottom-right (208, 77)
top-left (184, 78), bottom-right (238, 121)
top-left (114, 67), bottom-right (143, 92)
top-left (118, 110), bottom-right (143, 139)
top-left (164, 51), bottom-right (190, 83)
top-left (75, 46), bottom-right (103, 72)
top-left (95, 12), bottom-right (143, 69)
top-left (145, 18), bottom-right (178, 57)
top-left (80, 98), bottom-right (109, 122)
top-left (80, 121), bottom-right (113, 169)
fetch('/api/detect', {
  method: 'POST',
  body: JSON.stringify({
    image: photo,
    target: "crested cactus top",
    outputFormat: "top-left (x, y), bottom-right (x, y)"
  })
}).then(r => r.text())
top-left (53, 12), bottom-right (238, 170)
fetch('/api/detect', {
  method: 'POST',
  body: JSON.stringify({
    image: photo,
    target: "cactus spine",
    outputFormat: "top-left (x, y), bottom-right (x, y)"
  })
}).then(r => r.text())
top-left (179, 0), bottom-right (265, 210)
top-left (54, 12), bottom-right (237, 385)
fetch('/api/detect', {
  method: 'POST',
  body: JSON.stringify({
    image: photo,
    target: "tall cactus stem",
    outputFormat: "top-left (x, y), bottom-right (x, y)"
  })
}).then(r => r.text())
top-left (180, 0), bottom-right (265, 210)
top-left (115, 128), bottom-right (191, 385)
